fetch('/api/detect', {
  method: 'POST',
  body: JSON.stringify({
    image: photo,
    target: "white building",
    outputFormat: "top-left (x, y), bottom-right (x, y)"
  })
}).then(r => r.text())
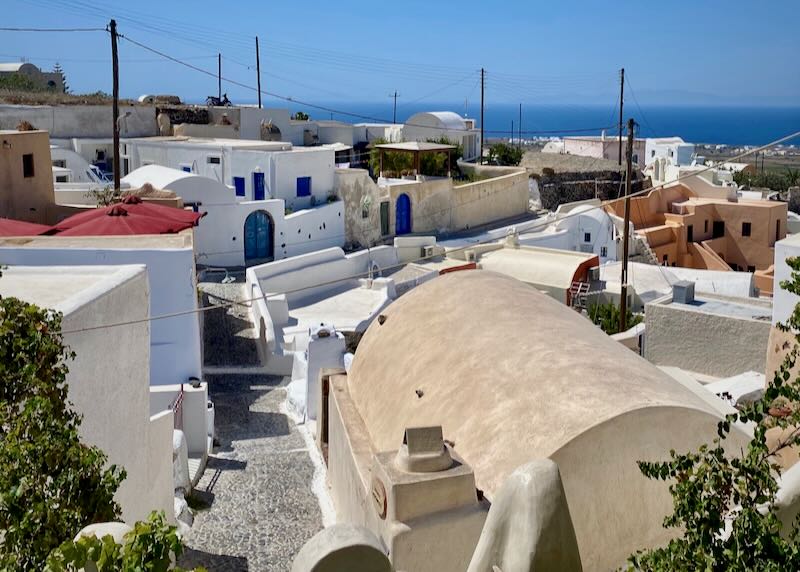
top-left (121, 136), bottom-right (336, 212)
top-left (0, 265), bottom-right (174, 523)
top-left (0, 234), bottom-right (202, 386)
top-left (562, 133), bottom-right (647, 165)
top-left (402, 112), bottom-right (481, 162)
top-left (122, 165), bottom-right (345, 267)
top-left (644, 137), bottom-right (696, 167)
top-left (50, 145), bottom-right (110, 184)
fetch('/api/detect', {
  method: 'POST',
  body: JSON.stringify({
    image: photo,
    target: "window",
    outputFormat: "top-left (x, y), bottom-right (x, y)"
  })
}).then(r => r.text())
top-left (233, 176), bottom-right (245, 197)
top-left (180, 163), bottom-right (192, 173)
top-left (380, 201), bottom-right (390, 235)
top-left (207, 156), bottom-right (221, 165)
top-left (52, 159), bottom-right (66, 168)
top-left (55, 175), bottom-right (68, 183)
top-left (662, 254), bottom-right (668, 264)
top-left (361, 205), bottom-right (369, 219)
top-left (687, 224), bottom-right (694, 242)
top-left (742, 222), bottom-right (751, 237)
top-left (600, 246), bottom-right (608, 257)
top-left (22, 154), bottom-right (34, 178)
top-left (651, 150), bottom-right (656, 157)
top-left (296, 176), bottom-right (312, 197)
top-left (713, 220), bottom-right (725, 239)
top-left (704, 219), bottom-right (708, 233)
top-left (747, 265), bottom-right (756, 273)
top-left (583, 232), bottom-right (591, 243)
top-left (777, 220), bottom-right (781, 242)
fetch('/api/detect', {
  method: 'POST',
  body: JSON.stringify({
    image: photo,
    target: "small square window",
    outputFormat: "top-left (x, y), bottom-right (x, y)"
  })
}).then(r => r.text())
top-left (207, 156), bottom-right (221, 164)
top-left (22, 153), bottom-right (34, 178)
top-left (297, 176), bottom-right (312, 197)
top-left (583, 232), bottom-right (591, 243)
top-left (361, 206), bottom-right (369, 219)
top-left (747, 265), bottom-right (756, 273)
top-left (600, 246), bottom-right (608, 257)
top-left (742, 222), bottom-right (751, 237)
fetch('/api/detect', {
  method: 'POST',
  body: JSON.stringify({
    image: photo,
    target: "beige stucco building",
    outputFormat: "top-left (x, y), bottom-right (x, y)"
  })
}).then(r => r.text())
top-left (318, 270), bottom-right (749, 571)
top-left (335, 167), bottom-right (529, 247)
top-left (605, 183), bottom-right (787, 294)
top-left (0, 129), bottom-right (57, 223)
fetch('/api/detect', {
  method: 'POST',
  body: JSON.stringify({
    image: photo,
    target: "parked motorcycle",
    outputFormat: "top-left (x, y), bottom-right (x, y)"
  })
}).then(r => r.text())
top-left (205, 93), bottom-right (232, 107)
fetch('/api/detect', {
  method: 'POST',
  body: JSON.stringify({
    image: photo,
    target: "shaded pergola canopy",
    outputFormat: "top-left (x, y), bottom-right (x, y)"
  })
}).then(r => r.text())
top-left (375, 141), bottom-right (456, 177)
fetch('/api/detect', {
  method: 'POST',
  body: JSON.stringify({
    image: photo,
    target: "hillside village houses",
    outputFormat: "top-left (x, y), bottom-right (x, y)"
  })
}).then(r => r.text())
top-left (3, 97), bottom-right (800, 570)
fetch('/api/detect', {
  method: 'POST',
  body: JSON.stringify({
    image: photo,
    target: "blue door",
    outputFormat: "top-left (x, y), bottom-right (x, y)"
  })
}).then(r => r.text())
top-left (395, 193), bottom-right (412, 235)
top-left (253, 172), bottom-right (265, 201)
top-left (244, 211), bottom-right (273, 264)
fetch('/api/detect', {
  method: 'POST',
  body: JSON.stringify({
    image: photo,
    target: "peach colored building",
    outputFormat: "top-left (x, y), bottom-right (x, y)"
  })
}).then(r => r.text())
top-left (605, 184), bottom-right (787, 294)
top-left (0, 130), bottom-right (56, 223)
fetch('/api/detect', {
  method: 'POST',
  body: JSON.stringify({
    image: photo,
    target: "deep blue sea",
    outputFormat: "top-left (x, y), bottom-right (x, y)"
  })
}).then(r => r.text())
top-left (263, 100), bottom-right (800, 147)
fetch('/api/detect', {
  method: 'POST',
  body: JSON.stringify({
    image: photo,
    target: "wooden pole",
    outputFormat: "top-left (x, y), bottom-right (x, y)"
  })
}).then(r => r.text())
top-left (518, 103), bottom-right (522, 150)
top-left (480, 67), bottom-right (485, 164)
top-left (255, 37), bottom-right (262, 109)
top-left (218, 53), bottom-right (222, 100)
top-left (619, 117), bottom-right (635, 333)
top-left (618, 68), bottom-right (625, 166)
top-left (110, 19), bottom-right (120, 192)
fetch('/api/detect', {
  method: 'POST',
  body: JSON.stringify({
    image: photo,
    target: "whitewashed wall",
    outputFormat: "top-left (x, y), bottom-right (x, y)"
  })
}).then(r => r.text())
top-left (0, 246), bottom-right (201, 386)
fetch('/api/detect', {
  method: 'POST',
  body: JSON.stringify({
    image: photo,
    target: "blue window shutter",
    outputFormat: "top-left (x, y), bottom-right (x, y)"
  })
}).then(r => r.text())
top-left (233, 176), bottom-right (245, 197)
top-left (296, 176), bottom-right (311, 197)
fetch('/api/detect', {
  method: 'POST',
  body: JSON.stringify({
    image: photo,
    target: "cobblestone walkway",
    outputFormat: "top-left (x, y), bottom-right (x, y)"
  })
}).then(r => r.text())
top-left (178, 279), bottom-right (323, 571)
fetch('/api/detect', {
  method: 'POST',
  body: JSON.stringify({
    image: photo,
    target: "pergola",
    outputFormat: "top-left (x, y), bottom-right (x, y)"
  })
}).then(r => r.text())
top-left (374, 141), bottom-right (456, 178)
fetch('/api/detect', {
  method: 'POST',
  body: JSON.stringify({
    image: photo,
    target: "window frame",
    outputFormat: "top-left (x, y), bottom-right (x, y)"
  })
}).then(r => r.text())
top-left (22, 153), bottom-right (35, 178)
top-left (742, 221), bottom-right (752, 237)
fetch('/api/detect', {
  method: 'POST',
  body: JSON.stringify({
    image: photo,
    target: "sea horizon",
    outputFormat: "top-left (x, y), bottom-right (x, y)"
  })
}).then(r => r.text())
top-left (192, 99), bottom-right (800, 147)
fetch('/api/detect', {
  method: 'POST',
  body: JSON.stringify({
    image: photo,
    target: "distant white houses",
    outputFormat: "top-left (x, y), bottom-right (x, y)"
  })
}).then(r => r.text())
top-left (556, 132), bottom-right (647, 165)
top-left (644, 137), bottom-right (696, 167)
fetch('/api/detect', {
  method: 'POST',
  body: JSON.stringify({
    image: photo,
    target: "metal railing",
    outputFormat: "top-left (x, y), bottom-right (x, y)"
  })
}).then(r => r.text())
top-left (170, 383), bottom-right (184, 431)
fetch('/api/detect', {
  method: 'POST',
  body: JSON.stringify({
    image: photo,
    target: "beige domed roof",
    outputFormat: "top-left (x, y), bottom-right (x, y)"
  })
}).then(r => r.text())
top-left (347, 270), bottom-right (748, 569)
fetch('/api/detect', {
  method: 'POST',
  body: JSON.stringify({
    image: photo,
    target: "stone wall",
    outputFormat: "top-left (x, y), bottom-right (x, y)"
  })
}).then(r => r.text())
top-left (0, 104), bottom-right (157, 138)
top-left (156, 106), bottom-right (209, 126)
top-left (539, 171), bottom-right (646, 211)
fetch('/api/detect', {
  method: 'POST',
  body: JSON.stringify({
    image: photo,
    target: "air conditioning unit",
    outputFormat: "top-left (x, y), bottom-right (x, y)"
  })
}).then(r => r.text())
top-left (421, 245), bottom-right (435, 258)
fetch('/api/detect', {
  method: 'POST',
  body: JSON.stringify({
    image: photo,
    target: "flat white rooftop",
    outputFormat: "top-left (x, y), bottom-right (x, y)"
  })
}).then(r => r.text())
top-left (0, 233), bottom-right (192, 250)
top-left (0, 265), bottom-right (145, 313)
top-left (669, 296), bottom-right (772, 321)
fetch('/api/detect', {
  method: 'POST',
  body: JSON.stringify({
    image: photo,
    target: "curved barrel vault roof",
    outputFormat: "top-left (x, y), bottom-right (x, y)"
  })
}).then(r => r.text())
top-left (347, 270), bottom-right (749, 569)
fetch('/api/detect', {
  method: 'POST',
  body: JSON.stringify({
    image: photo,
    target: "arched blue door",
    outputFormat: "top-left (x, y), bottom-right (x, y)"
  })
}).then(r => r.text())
top-left (395, 193), bottom-right (412, 235)
top-left (244, 210), bottom-right (274, 265)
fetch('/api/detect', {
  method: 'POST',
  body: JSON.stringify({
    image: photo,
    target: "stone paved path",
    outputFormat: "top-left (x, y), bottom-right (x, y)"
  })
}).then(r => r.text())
top-left (179, 279), bottom-right (323, 571)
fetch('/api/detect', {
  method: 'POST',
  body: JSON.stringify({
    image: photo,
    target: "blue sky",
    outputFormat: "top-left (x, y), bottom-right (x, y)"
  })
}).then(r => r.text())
top-left (3, 0), bottom-right (799, 109)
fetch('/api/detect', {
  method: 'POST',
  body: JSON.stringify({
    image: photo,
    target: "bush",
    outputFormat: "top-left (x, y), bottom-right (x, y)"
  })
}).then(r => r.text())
top-left (734, 169), bottom-right (794, 192)
top-left (587, 301), bottom-right (642, 335)
top-left (0, 296), bottom-right (125, 570)
top-left (45, 511), bottom-right (206, 572)
top-left (626, 256), bottom-right (800, 570)
top-left (487, 142), bottom-right (523, 166)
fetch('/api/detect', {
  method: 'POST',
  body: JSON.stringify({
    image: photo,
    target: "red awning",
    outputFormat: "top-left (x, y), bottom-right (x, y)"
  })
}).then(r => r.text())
top-left (56, 205), bottom-right (195, 236)
top-left (51, 196), bottom-right (204, 232)
top-left (0, 217), bottom-right (51, 237)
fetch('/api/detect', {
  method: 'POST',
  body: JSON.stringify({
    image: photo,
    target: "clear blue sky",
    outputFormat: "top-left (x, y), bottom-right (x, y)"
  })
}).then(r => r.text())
top-left (3, 0), bottom-right (799, 108)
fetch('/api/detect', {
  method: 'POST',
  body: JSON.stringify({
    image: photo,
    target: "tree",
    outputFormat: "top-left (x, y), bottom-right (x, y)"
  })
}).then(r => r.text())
top-left (588, 301), bottom-right (642, 335)
top-left (292, 111), bottom-right (310, 121)
top-left (786, 168), bottom-right (800, 188)
top-left (368, 137), bottom-right (411, 178)
top-left (627, 257), bottom-right (800, 571)
top-left (53, 62), bottom-right (69, 93)
top-left (733, 169), bottom-right (791, 192)
top-left (0, 296), bottom-right (126, 570)
top-left (487, 142), bottom-right (523, 166)
top-left (0, 72), bottom-right (41, 92)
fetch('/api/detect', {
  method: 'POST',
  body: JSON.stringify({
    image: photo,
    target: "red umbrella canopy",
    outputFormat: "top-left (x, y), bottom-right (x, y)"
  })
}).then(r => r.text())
top-left (52, 196), bottom-right (203, 232)
top-left (56, 205), bottom-right (194, 236)
top-left (0, 217), bottom-right (51, 237)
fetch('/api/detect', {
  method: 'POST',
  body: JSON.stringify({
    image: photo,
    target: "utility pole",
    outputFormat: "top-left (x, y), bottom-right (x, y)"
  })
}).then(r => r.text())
top-left (217, 53), bottom-right (222, 100)
top-left (255, 37), bottom-right (262, 109)
top-left (110, 19), bottom-right (120, 192)
top-left (480, 67), bottom-right (485, 164)
top-left (618, 67), bottom-right (625, 166)
top-left (390, 91), bottom-right (399, 124)
top-left (518, 103), bottom-right (522, 150)
top-left (619, 117), bottom-right (635, 334)
top-left (511, 120), bottom-right (514, 146)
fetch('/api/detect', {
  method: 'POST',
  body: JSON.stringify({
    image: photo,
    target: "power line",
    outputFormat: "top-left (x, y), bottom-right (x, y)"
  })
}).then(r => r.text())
top-left (58, 127), bottom-right (800, 335)
top-left (0, 26), bottom-right (106, 32)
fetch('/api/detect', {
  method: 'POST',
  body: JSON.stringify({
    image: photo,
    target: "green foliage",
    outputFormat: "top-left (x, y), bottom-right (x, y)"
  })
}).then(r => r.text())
top-left (45, 511), bottom-right (206, 572)
top-left (626, 256), bottom-right (800, 571)
top-left (0, 73), bottom-right (41, 92)
top-left (733, 168), bottom-right (796, 192)
top-left (0, 296), bottom-right (126, 570)
top-left (53, 62), bottom-right (68, 93)
top-left (369, 136), bottom-right (463, 178)
top-left (291, 111), bottom-right (310, 121)
top-left (487, 142), bottom-right (523, 166)
top-left (588, 301), bottom-right (642, 335)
